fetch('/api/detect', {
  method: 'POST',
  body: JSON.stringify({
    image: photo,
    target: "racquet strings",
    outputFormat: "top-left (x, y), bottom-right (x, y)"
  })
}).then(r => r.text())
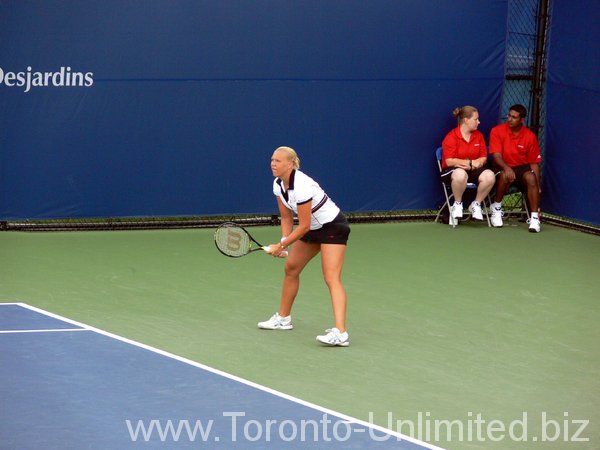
top-left (215, 225), bottom-right (252, 257)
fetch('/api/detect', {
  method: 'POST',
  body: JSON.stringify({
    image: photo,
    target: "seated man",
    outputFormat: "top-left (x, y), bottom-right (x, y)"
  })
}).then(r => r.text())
top-left (441, 105), bottom-right (495, 226)
top-left (489, 104), bottom-right (542, 232)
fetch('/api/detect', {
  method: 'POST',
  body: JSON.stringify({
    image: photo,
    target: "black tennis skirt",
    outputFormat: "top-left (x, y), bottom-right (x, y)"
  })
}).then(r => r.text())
top-left (300, 212), bottom-right (350, 245)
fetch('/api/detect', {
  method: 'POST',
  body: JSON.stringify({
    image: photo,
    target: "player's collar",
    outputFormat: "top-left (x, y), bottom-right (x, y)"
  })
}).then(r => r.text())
top-left (276, 169), bottom-right (296, 203)
top-left (276, 169), bottom-right (296, 190)
top-left (288, 169), bottom-right (296, 190)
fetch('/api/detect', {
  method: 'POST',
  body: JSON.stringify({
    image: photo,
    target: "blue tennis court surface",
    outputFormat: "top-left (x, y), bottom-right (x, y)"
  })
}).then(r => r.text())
top-left (0, 303), bottom-right (444, 449)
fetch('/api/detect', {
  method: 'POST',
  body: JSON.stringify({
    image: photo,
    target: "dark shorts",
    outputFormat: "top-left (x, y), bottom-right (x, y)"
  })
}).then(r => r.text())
top-left (440, 166), bottom-right (491, 185)
top-left (511, 164), bottom-right (535, 190)
top-left (300, 212), bottom-right (350, 245)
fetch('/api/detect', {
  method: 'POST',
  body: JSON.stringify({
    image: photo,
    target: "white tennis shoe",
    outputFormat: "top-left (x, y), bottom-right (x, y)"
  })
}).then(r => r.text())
top-left (316, 328), bottom-right (349, 347)
top-left (468, 201), bottom-right (484, 221)
top-left (257, 313), bottom-right (293, 330)
top-left (490, 204), bottom-right (504, 227)
top-left (451, 202), bottom-right (463, 219)
top-left (528, 216), bottom-right (541, 233)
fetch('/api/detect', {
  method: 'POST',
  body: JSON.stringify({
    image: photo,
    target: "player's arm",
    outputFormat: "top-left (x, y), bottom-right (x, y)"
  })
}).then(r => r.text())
top-left (269, 197), bottom-right (293, 256)
top-left (270, 198), bottom-right (310, 256)
top-left (277, 197), bottom-right (294, 238)
top-left (279, 201), bottom-right (310, 249)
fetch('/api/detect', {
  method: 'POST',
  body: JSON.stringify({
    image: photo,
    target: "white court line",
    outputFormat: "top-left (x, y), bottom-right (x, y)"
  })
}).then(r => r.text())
top-left (0, 328), bottom-right (89, 334)
top-left (0, 303), bottom-right (88, 333)
top-left (4, 302), bottom-right (445, 450)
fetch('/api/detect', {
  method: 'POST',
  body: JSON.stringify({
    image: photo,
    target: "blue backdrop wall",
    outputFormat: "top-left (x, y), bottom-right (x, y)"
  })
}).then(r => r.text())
top-left (543, 0), bottom-right (600, 226)
top-left (0, 1), bottom-right (507, 220)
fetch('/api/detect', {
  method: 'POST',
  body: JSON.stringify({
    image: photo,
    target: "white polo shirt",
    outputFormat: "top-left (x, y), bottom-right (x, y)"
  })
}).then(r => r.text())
top-left (273, 169), bottom-right (340, 230)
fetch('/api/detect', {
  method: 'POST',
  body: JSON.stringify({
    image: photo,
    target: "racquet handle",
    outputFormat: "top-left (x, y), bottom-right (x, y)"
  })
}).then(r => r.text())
top-left (262, 247), bottom-right (288, 258)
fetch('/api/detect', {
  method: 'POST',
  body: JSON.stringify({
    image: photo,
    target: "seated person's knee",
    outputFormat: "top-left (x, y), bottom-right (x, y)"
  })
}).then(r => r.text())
top-left (452, 169), bottom-right (468, 183)
top-left (523, 171), bottom-right (537, 187)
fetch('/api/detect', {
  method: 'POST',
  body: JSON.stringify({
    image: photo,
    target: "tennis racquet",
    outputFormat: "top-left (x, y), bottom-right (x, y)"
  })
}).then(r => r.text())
top-left (214, 222), bottom-right (288, 258)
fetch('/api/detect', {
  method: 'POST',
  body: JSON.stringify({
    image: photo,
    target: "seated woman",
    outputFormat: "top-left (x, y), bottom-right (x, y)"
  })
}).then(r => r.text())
top-left (441, 105), bottom-right (495, 225)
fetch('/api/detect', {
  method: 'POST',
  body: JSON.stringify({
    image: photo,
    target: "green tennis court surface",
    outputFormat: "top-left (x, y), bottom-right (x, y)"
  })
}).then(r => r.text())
top-left (1, 222), bottom-right (598, 449)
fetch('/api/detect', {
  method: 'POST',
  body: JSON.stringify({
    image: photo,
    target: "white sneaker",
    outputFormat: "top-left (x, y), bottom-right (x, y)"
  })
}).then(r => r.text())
top-left (316, 328), bottom-right (349, 347)
top-left (468, 201), bottom-right (483, 221)
top-left (451, 202), bottom-right (463, 219)
top-left (258, 313), bottom-right (293, 330)
top-left (528, 216), bottom-right (541, 233)
top-left (490, 205), bottom-right (504, 227)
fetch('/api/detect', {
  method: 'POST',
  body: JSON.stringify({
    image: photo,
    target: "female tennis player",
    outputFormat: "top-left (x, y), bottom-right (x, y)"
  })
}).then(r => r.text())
top-left (257, 146), bottom-right (351, 346)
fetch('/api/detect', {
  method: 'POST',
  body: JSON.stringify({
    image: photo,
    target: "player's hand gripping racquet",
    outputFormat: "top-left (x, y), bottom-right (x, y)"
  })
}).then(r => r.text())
top-left (214, 222), bottom-right (288, 258)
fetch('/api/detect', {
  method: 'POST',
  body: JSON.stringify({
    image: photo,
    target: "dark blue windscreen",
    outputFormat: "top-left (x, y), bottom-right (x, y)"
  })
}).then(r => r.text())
top-left (0, 1), bottom-right (507, 219)
top-left (543, 1), bottom-right (600, 225)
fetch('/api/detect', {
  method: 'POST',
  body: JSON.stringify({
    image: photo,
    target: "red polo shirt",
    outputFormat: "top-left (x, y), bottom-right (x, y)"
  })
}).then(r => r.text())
top-left (489, 122), bottom-right (542, 167)
top-left (441, 127), bottom-right (487, 169)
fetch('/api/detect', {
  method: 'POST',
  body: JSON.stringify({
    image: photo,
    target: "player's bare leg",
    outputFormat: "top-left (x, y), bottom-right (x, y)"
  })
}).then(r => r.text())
top-left (320, 243), bottom-right (347, 332)
top-left (278, 240), bottom-right (320, 317)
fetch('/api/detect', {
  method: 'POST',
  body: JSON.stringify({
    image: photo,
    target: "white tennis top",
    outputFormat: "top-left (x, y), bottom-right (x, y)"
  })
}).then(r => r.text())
top-left (273, 169), bottom-right (340, 230)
